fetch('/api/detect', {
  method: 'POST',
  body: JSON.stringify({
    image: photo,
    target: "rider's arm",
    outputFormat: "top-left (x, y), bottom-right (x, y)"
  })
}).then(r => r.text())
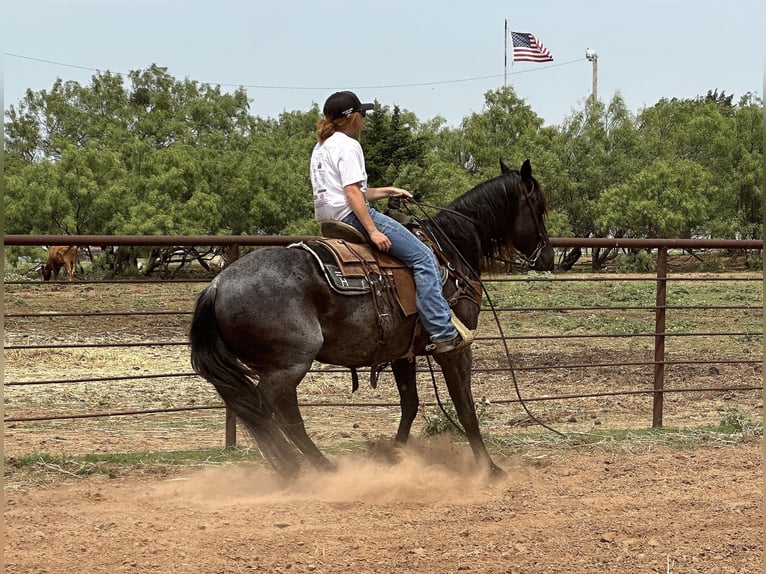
top-left (344, 183), bottom-right (391, 252)
top-left (365, 186), bottom-right (412, 202)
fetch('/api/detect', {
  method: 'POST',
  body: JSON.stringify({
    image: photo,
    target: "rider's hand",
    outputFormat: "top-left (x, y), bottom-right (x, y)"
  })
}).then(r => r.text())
top-left (389, 188), bottom-right (413, 203)
top-left (369, 229), bottom-right (391, 252)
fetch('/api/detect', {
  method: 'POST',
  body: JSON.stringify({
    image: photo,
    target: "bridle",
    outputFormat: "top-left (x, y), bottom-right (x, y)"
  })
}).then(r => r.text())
top-left (516, 180), bottom-right (550, 269)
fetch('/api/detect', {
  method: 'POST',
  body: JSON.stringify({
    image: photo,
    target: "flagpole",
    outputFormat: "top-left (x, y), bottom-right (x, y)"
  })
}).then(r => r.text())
top-left (504, 19), bottom-right (508, 87)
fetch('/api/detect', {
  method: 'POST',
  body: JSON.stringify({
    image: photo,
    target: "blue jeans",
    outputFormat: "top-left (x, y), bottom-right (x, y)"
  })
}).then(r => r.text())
top-left (343, 208), bottom-right (458, 343)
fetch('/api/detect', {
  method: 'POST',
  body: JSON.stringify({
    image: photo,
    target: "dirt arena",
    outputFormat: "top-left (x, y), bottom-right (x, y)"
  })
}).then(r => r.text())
top-left (3, 437), bottom-right (762, 574)
top-left (4, 275), bottom-right (763, 573)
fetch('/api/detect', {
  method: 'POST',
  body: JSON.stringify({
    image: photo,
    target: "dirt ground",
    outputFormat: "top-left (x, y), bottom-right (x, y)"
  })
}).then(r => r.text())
top-left (4, 274), bottom-right (763, 573)
top-left (3, 439), bottom-right (763, 574)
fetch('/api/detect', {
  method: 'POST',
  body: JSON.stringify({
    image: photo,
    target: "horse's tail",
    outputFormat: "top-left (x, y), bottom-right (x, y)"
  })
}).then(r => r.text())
top-left (189, 281), bottom-right (300, 475)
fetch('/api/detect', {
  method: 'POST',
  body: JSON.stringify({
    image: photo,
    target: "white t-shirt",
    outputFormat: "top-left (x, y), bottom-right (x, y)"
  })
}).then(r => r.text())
top-left (310, 131), bottom-right (368, 221)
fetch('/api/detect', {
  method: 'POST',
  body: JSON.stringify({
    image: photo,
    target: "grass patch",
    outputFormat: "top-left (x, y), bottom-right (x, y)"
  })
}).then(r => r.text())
top-left (422, 401), bottom-right (490, 437)
top-left (413, 400), bottom-right (761, 457)
top-left (487, 417), bottom-right (763, 455)
top-left (4, 447), bottom-right (266, 486)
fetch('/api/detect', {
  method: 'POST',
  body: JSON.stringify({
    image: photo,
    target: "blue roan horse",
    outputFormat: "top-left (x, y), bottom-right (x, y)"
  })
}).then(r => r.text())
top-left (190, 160), bottom-right (553, 477)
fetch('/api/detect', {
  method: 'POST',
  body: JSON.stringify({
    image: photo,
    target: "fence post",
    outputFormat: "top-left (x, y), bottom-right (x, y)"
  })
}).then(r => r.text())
top-left (652, 247), bottom-right (668, 427)
top-left (225, 407), bottom-right (238, 449)
top-left (224, 243), bottom-right (241, 448)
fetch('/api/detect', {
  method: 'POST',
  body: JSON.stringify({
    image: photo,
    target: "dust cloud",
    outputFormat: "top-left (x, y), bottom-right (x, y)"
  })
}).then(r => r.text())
top-left (154, 439), bottom-right (526, 508)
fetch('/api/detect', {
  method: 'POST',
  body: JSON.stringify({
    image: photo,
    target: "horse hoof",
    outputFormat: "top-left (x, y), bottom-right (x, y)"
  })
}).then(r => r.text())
top-left (365, 439), bottom-right (404, 465)
top-left (316, 458), bottom-right (338, 473)
top-left (487, 464), bottom-right (507, 481)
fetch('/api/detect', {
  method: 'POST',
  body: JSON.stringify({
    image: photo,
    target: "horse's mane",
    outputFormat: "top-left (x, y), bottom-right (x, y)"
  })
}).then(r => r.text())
top-left (428, 170), bottom-right (546, 274)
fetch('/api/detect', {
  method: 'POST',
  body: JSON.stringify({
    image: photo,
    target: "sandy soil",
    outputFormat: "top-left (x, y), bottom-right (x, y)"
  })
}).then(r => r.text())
top-left (4, 274), bottom-right (763, 573)
top-left (4, 439), bottom-right (763, 574)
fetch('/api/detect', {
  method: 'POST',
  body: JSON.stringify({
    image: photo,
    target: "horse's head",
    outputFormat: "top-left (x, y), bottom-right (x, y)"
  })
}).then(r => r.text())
top-left (42, 263), bottom-right (53, 281)
top-left (431, 161), bottom-right (554, 274)
top-left (500, 159), bottom-right (554, 272)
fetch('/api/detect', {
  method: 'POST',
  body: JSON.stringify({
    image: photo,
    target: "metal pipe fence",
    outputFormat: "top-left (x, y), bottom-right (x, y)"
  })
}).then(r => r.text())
top-left (3, 235), bottom-right (763, 449)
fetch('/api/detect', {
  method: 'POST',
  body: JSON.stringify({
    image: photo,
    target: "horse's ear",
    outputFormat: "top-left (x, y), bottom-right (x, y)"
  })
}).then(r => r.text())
top-left (520, 159), bottom-right (532, 180)
top-left (500, 159), bottom-right (511, 174)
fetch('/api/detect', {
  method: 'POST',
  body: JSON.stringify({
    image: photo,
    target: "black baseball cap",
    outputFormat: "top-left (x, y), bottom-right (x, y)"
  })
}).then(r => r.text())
top-left (323, 91), bottom-right (374, 120)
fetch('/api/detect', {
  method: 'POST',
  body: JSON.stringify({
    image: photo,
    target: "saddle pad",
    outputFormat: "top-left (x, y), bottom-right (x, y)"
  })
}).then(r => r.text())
top-left (312, 238), bottom-right (404, 273)
top-left (296, 239), bottom-right (417, 316)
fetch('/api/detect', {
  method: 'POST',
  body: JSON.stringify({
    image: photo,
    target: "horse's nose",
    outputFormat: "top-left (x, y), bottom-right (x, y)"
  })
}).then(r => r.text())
top-left (532, 246), bottom-right (555, 272)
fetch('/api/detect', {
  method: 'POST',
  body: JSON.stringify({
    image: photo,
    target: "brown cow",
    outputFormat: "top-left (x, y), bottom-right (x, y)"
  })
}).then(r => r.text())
top-left (42, 245), bottom-right (78, 281)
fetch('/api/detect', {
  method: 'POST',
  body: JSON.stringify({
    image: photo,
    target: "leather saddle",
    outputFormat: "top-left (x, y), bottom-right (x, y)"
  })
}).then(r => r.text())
top-left (290, 220), bottom-right (417, 316)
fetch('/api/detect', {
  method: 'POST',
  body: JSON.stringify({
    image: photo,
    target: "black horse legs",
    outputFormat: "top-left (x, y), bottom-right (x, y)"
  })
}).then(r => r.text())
top-left (433, 349), bottom-right (505, 478)
top-left (392, 358), bottom-right (419, 444)
top-left (392, 352), bottom-right (505, 478)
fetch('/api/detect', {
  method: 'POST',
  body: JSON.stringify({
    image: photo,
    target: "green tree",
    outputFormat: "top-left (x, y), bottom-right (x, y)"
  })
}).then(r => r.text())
top-left (460, 87), bottom-right (545, 177)
top-left (726, 93), bottom-right (762, 238)
top-left (595, 158), bottom-right (715, 237)
top-left (4, 66), bottom-right (257, 239)
top-left (361, 103), bottom-right (426, 188)
top-left (551, 94), bottom-right (641, 236)
top-left (395, 117), bottom-right (478, 206)
top-left (636, 92), bottom-right (762, 238)
top-left (242, 109), bottom-right (319, 235)
top-left (541, 94), bottom-right (643, 267)
top-left (4, 64), bottom-right (762, 275)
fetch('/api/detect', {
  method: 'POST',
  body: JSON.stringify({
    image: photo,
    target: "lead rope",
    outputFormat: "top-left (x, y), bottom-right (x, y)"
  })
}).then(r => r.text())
top-left (400, 198), bottom-right (565, 438)
top-left (479, 280), bottom-right (565, 437)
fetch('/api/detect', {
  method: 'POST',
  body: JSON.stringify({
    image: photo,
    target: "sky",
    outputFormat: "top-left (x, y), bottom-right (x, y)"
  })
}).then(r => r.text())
top-left (2, 0), bottom-right (764, 128)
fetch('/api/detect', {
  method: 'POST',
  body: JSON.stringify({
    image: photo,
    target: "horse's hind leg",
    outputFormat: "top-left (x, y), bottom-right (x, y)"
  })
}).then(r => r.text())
top-left (259, 366), bottom-right (336, 472)
top-left (392, 358), bottom-right (419, 444)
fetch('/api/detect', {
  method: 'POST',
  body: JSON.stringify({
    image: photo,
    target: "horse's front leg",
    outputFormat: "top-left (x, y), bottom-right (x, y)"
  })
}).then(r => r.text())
top-left (433, 348), bottom-right (505, 478)
top-left (392, 357), bottom-right (419, 444)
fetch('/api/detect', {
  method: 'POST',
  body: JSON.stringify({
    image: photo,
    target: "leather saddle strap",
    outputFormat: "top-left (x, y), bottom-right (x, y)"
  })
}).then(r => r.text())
top-left (342, 242), bottom-right (402, 389)
top-left (342, 242), bottom-right (394, 344)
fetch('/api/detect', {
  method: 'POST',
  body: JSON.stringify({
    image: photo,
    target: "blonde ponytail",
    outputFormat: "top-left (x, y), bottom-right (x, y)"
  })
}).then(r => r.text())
top-left (316, 114), bottom-right (362, 143)
top-left (316, 118), bottom-right (336, 144)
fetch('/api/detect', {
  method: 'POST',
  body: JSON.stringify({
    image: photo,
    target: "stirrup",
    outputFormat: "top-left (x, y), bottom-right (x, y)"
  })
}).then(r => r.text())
top-left (319, 220), bottom-right (368, 244)
top-left (425, 335), bottom-right (470, 354)
top-left (424, 313), bottom-right (476, 354)
top-left (450, 311), bottom-right (475, 345)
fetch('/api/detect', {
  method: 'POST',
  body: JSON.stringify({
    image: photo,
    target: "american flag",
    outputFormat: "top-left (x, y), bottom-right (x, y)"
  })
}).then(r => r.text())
top-left (511, 31), bottom-right (553, 63)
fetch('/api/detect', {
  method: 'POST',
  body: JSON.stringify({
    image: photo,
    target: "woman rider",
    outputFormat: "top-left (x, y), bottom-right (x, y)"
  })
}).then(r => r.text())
top-left (309, 90), bottom-right (469, 354)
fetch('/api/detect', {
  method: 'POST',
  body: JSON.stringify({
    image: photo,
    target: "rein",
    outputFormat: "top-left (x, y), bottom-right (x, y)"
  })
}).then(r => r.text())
top-left (519, 241), bottom-right (548, 268)
top-left (400, 200), bottom-right (477, 225)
